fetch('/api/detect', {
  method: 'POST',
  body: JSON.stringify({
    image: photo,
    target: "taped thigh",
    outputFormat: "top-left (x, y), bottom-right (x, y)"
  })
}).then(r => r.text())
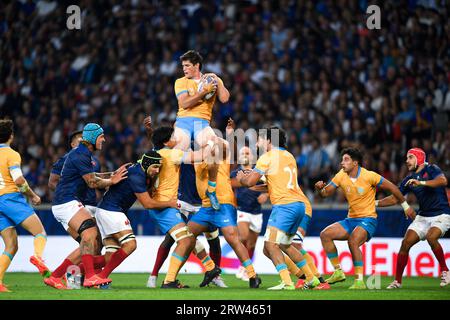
top-left (264, 226), bottom-right (294, 245)
top-left (170, 226), bottom-right (193, 242)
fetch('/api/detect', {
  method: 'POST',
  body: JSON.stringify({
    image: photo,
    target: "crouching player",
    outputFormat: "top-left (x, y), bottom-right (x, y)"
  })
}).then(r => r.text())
top-left (93, 151), bottom-right (177, 283)
top-left (238, 126), bottom-right (320, 290)
top-left (316, 147), bottom-right (416, 289)
top-left (147, 162), bottom-right (227, 288)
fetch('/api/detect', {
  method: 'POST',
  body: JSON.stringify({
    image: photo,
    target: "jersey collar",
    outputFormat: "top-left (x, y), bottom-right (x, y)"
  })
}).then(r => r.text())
top-left (0, 144), bottom-right (9, 148)
top-left (349, 166), bottom-right (361, 179)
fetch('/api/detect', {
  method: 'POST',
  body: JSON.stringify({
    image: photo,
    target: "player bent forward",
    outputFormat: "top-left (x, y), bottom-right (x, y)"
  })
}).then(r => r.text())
top-left (316, 147), bottom-right (415, 289)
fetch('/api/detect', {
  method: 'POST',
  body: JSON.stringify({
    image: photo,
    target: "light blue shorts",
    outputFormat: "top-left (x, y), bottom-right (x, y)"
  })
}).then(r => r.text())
top-left (268, 202), bottom-right (306, 234)
top-left (148, 208), bottom-right (185, 235)
top-left (189, 204), bottom-right (237, 229)
top-left (175, 117), bottom-right (210, 141)
top-left (339, 217), bottom-right (378, 241)
top-left (0, 192), bottom-right (35, 231)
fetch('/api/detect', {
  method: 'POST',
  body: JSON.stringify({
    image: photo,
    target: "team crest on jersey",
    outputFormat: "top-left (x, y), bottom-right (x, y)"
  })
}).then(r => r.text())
top-left (188, 88), bottom-right (195, 95)
top-left (125, 220), bottom-right (130, 226)
top-left (357, 187), bottom-right (364, 195)
top-left (423, 172), bottom-right (428, 179)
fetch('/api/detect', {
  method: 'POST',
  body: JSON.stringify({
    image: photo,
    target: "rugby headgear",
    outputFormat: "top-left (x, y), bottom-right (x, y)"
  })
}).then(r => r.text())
top-left (407, 148), bottom-right (426, 169)
top-left (138, 150), bottom-right (162, 173)
top-left (82, 123), bottom-right (104, 146)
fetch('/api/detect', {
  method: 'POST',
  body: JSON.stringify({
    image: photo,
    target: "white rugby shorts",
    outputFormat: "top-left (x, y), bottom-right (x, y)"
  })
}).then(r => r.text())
top-left (408, 214), bottom-right (450, 240)
top-left (237, 210), bottom-right (263, 233)
top-left (95, 208), bottom-right (132, 240)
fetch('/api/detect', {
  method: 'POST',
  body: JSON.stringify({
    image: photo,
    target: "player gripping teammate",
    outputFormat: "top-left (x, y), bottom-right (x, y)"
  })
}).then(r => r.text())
top-left (148, 126), bottom-right (217, 288)
top-left (173, 50), bottom-right (230, 210)
top-left (316, 147), bottom-right (416, 289)
top-left (238, 126), bottom-right (320, 290)
top-left (93, 151), bottom-right (178, 281)
top-left (147, 161), bottom-right (227, 288)
top-left (376, 148), bottom-right (450, 288)
top-left (188, 137), bottom-right (262, 288)
top-left (0, 119), bottom-right (50, 292)
top-left (142, 117), bottom-right (225, 288)
top-left (50, 123), bottom-right (127, 288)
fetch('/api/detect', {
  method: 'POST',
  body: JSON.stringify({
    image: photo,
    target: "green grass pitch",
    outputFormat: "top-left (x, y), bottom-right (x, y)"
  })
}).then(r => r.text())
top-left (0, 273), bottom-right (449, 300)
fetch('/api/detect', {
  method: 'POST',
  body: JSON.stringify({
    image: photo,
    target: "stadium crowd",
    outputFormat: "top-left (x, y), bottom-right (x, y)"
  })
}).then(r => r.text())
top-left (0, 0), bottom-right (449, 203)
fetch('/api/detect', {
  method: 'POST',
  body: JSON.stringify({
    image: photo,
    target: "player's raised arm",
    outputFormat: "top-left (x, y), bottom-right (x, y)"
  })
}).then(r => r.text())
top-left (135, 191), bottom-right (177, 210)
top-left (314, 180), bottom-right (337, 198)
top-left (143, 115), bottom-right (153, 141)
top-left (378, 178), bottom-right (416, 219)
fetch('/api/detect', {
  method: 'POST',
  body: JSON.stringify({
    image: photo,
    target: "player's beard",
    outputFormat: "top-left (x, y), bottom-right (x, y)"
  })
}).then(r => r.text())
top-left (242, 158), bottom-right (250, 166)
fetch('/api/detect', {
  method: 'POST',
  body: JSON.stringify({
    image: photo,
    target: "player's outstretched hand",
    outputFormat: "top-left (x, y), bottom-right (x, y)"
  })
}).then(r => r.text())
top-left (405, 207), bottom-right (416, 220)
top-left (226, 118), bottom-right (235, 136)
top-left (31, 194), bottom-right (41, 206)
top-left (115, 162), bottom-right (132, 174)
top-left (236, 169), bottom-right (250, 185)
top-left (111, 166), bottom-right (128, 184)
top-left (314, 181), bottom-right (326, 190)
top-left (405, 179), bottom-right (420, 187)
top-left (143, 116), bottom-right (152, 130)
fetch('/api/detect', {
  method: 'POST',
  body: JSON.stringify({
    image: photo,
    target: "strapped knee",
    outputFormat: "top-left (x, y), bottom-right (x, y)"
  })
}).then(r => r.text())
top-left (105, 245), bottom-right (121, 253)
top-left (204, 229), bottom-right (219, 240)
top-left (170, 226), bottom-right (193, 242)
top-left (77, 218), bottom-right (96, 235)
top-left (194, 240), bottom-right (205, 253)
top-left (264, 227), bottom-right (294, 245)
top-left (119, 233), bottom-right (136, 245)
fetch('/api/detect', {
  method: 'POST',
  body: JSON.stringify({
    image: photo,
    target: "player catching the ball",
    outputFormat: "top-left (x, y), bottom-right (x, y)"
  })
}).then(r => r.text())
top-left (173, 50), bottom-right (230, 211)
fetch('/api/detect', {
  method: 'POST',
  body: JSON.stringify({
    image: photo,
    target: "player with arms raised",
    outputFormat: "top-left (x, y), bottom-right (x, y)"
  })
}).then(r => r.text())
top-left (377, 148), bottom-right (450, 288)
top-left (316, 147), bottom-right (416, 289)
top-left (173, 50), bottom-right (230, 210)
